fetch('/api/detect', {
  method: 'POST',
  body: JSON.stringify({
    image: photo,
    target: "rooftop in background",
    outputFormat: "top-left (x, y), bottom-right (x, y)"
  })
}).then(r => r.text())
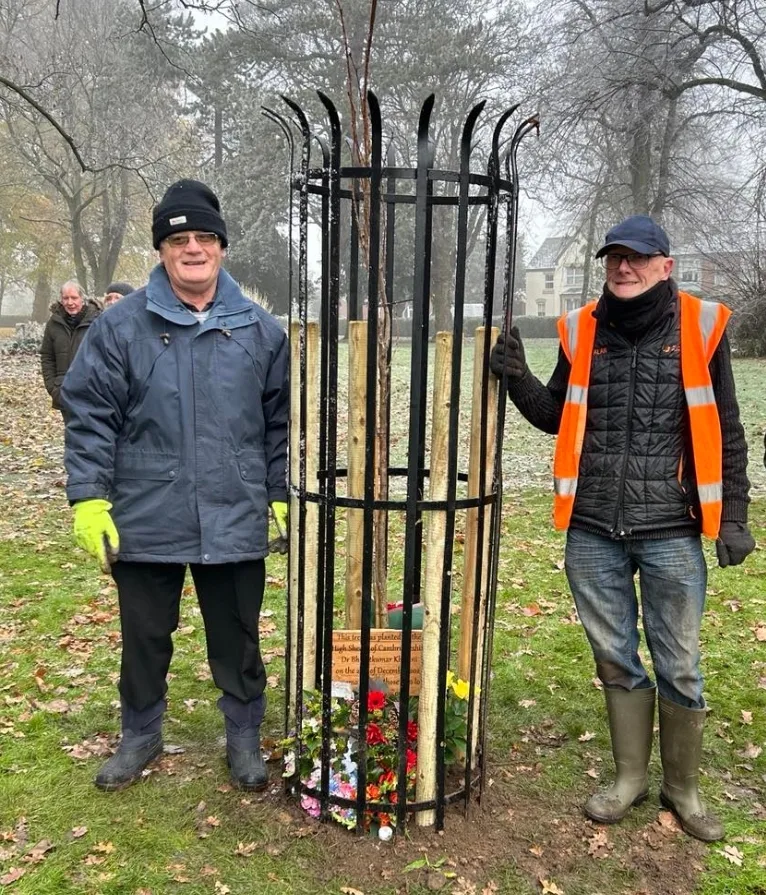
top-left (528, 236), bottom-right (568, 270)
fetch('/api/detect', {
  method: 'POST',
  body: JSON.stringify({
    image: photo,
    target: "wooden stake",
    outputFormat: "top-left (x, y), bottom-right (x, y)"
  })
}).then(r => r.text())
top-left (416, 332), bottom-right (452, 826)
top-left (458, 327), bottom-right (498, 757)
top-left (346, 321), bottom-right (367, 628)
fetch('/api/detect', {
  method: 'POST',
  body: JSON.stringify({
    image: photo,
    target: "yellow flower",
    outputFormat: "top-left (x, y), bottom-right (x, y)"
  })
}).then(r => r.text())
top-left (445, 670), bottom-right (455, 689)
top-left (451, 678), bottom-right (470, 701)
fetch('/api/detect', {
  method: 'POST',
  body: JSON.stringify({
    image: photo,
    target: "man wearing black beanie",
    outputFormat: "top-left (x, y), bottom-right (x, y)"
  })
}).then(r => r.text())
top-left (59, 179), bottom-right (289, 794)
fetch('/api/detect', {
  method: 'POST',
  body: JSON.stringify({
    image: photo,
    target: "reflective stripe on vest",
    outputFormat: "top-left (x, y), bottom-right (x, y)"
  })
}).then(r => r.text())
top-left (552, 292), bottom-right (729, 538)
top-left (552, 302), bottom-right (598, 530)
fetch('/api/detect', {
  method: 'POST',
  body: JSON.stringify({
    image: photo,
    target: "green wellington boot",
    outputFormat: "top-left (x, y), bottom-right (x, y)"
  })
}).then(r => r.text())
top-left (584, 686), bottom-right (656, 824)
top-left (658, 696), bottom-right (724, 842)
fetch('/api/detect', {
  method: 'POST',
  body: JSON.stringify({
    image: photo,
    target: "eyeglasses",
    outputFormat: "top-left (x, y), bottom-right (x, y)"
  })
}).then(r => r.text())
top-left (603, 252), bottom-right (663, 270)
top-left (164, 231), bottom-right (219, 248)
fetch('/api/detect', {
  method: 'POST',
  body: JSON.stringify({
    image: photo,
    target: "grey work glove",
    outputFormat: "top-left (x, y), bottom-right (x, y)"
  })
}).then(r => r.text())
top-left (715, 521), bottom-right (755, 568)
top-left (489, 326), bottom-right (527, 382)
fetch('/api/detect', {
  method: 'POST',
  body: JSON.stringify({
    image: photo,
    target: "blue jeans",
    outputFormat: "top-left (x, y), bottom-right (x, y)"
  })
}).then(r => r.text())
top-left (564, 529), bottom-right (707, 709)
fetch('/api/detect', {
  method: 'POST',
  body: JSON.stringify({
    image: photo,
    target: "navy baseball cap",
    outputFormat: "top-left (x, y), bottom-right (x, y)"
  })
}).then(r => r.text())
top-left (595, 215), bottom-right (670, 258)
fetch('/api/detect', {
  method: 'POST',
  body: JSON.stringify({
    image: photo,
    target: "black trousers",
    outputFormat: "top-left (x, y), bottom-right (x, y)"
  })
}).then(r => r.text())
top-left (111, 560), bottom-right (266, 712)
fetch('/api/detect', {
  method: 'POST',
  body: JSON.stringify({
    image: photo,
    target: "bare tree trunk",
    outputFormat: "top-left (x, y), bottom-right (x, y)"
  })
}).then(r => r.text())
top-left (32, 267), bottom-right (51, 322)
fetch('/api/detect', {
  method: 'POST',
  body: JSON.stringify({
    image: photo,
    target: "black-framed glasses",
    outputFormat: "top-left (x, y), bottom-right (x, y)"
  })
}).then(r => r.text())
top-left (603, 252), bottom-right (663, 270)
top-left (164, 231), bottom-right (219, 248)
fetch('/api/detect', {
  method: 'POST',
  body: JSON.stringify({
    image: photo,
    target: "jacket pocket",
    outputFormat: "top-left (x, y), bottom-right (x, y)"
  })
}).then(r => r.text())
top-left (235, 450), bottom-right (266, 484)
top-left (114, 450), bottom-right (180, 481)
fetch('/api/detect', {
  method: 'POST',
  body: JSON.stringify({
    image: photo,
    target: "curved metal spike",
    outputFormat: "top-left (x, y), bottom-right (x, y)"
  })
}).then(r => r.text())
top-left (366, 90), bottom-right (383, 168)
top-left (417, 94), bottom-right (436, 167)
top-left (460, 100), bottom-right (486, 172)
top-left (313, 134), bottom-right (330, 168)
top-left (281, 95), bottom-right (312, 153)
top-left (490, 103), bottom-right (521, 177)
top-left (316, 91), bottom-right (342, 160)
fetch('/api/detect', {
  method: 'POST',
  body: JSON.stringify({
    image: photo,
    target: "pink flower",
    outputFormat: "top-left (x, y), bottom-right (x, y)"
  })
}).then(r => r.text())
top-left (300, 794), bottom-right (321, 818)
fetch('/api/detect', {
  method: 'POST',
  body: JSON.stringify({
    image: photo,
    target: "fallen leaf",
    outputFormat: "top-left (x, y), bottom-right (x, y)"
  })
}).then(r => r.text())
top-left (539, 879), bottom-right (565, 895)
top-left (754, 624), bottom-right (766, 642)
top-left (578, 731), bottom-right (595, 742)
top-left (529, 844), bottom-right (544, 857)
top-left (740, 710), bottom-right (753, 725)
top-left (518, 699), bottom-right (537, 709)
top-left (70, 826), bottom-right (88, 839)
top-left (340, 888), bottom-right (365, 895)
top-left (0, 867), bottom-right (26, 886)
top-left (213, 883), bottom-right (231, 895)
top-left (22, 839), bottom-right (54, 864)
top-left (585, 768), bottom-right (599, 779)
top-left (742, 743), bottom-right (762, 759)
top-left (720, 845), bottom-right (743, 866)
top-left (235, 841), bottom-right (258, 857)
top-left (93, 841), bottom-right (115, 854)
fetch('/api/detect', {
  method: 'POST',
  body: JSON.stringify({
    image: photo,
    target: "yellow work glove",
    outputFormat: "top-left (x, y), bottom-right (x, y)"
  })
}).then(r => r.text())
top-left (73, 499), bottom-right (120, 573)
top-left (269, 501), bottom-right (288, 555)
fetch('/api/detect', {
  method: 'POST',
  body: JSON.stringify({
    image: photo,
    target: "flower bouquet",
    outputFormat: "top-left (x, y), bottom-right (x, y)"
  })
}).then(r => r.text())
top-left (283, 673), bottom-right (472, 835)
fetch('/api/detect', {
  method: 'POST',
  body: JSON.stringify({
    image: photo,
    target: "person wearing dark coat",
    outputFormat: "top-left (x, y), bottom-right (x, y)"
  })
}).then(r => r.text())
top-left (40, 282), bottom-right (100, 412)
top-left (103, 281), bottom-right (136, 307)
top-left (490, 215), bottom-right (754, 843)
top-left (60, 180), bottom-right (289, 794)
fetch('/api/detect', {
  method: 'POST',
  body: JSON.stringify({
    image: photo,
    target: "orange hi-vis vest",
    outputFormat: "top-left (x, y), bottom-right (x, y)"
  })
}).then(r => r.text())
top-left (552, 291), bottom-right (730, 539)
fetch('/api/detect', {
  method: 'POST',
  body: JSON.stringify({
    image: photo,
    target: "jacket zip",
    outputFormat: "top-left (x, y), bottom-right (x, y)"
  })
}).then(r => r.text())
top-left (612, 342), bottom-right (638, 537)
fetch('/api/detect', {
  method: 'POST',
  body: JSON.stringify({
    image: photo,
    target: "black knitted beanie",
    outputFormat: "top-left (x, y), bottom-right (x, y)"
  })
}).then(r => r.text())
top-left (152, 179), bottom-right (228, 249)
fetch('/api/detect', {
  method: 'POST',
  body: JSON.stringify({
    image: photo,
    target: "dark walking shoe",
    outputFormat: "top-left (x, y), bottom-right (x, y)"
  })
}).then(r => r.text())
top-left (226, 733), bottom-right (268, 791)
top-left (94, 732), bottom-right (163, 792)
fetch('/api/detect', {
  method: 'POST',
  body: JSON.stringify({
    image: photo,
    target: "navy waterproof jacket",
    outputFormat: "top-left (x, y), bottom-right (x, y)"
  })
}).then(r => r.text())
top-left (61, 264), bottom-right (289, 564)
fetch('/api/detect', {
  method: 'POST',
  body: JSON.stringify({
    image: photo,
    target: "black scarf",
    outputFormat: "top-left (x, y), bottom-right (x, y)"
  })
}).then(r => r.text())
top-left (63, 307), bottom-right (86, 329)
top-left (597, 279), bottom-right (675, 340)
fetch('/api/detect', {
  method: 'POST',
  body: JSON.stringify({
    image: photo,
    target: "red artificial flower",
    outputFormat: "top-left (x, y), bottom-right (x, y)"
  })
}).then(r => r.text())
top-left (379, 769), bottom-right (396, 787)
top-left (378, 813), bottom-right (391, 826)
top-left (366, 722), bottom-right (387, 746)
top-left (367, 690), bottom-right (386, 712)
top-left (407, 720), bottom-right (418, 743)
top-left (389, 791), bottom-right (398, 804)
top-left (386, 601), bottom-right (403, 611)
top-left (366, 783), bottom-right (382, 801)
top-left (406, 748), bottom-right (417, 772)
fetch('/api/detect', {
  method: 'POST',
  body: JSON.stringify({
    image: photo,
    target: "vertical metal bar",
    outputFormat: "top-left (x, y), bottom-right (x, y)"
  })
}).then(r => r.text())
top-left (314, 92), bottom-right (342, 824)
top-left (435, 101), bottom-right (486, 826)
top-left (479, 117), bottom-right (540, 802)
top-left (261, 107), bottom-right (296, 751)
top-left (463, 106), bottom-right (517, 809)
top-left (281, 95), bottom-right (311, 797)
top-left (313, 134), bottom-right (331, 691)
top-left (349, 195), bottom-right (360, 322)
top-left (397, 93), bottom-right (435, 830)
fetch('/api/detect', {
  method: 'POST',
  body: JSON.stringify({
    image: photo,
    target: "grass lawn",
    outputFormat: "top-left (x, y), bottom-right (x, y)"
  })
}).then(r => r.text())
top-left (0, 345), bottom-right (764, 895)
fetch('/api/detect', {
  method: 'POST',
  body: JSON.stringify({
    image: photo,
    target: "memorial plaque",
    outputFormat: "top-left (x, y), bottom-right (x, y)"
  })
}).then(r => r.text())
top-left (331, 628), bottom-right (422, 695)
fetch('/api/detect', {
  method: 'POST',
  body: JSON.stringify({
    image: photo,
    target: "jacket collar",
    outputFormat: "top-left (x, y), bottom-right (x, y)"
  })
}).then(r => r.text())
top-left (145, 264), bottom-right (252, 326)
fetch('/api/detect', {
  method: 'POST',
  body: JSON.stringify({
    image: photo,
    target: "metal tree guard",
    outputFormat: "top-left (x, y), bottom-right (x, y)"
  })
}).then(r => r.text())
top-left (266, 91), bottom-right (537, 833)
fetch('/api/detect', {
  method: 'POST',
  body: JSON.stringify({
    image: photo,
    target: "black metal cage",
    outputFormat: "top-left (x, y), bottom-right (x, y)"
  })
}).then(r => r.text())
top-left (266, 91), bottom-right (537, 833)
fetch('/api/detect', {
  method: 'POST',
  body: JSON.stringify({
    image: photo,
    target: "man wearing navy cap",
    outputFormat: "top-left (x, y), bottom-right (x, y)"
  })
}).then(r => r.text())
top-left (491, 215), bottom-right (753, 841)
top-left (60, 180), bottom-right (289, 794)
